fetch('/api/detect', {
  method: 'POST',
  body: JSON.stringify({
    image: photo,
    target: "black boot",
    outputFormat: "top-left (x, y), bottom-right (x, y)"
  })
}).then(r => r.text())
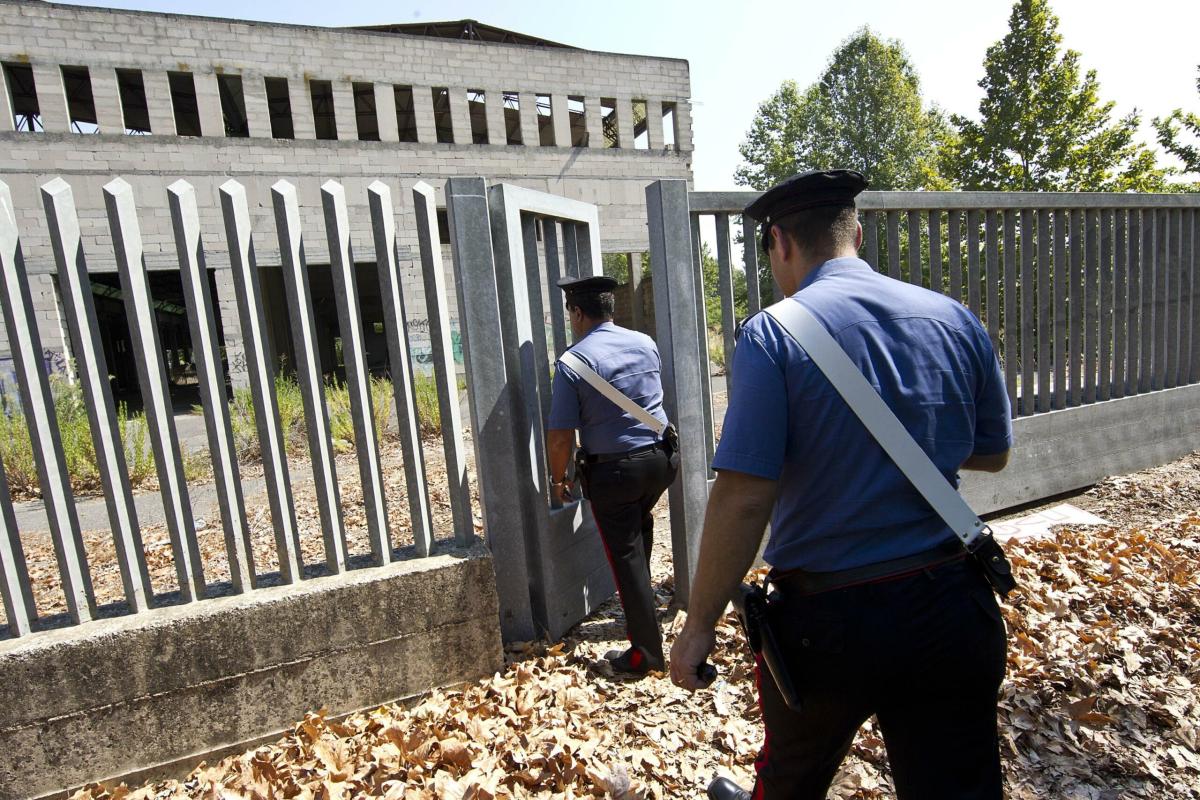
top-left (707, 776), bottom-right (752, 800)
top-left (604, 645), bottom-right (664, 675)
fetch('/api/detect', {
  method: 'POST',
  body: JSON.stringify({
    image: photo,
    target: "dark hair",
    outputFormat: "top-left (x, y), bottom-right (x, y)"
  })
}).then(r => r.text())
top-left (566, 290), bottom-right (615, 320)
top-left (774, 204), bottom-right (859, 255)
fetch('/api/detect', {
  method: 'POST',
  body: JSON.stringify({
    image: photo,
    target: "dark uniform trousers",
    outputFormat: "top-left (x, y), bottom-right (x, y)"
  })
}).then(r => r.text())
top-left (752, 557), bottom-right (1008, 800)
top-left (583, 446), bottom-right (677, 660)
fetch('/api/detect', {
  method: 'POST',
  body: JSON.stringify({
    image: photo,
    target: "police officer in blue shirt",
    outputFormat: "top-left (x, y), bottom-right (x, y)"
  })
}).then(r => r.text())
top-left (668, 170), bottom-right (1013, 800)
top-left (547, 275), bottom-right (678, 676)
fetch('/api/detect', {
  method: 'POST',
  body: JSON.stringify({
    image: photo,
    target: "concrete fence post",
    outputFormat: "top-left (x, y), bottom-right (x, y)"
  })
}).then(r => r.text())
top-left (445, 177), bottom-right (537, 641)
top-left (322, 180), bottom-right (392, 565)
top-left (0, 180), bottom-right (93, 623)
top-left (104, 178), bottom-right (206, 602)
top-left (178, 181), bottom-right (275, 586)
top-left (271, 180), bottom-right (348, 573)
top-left (646, 180), bottom-right (710, 604)
top-left (412, 182), bottom-right (473, 547)
top-left (42, 178), bottom-right (151, 614)
top-left (219, 180), bottom-right (303, 586)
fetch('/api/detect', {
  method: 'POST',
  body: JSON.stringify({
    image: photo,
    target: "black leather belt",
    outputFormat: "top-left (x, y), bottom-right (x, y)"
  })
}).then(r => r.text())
top-left (585, 441), bottom-right (665, 464)
top-left (771, 540), bottom-right (966, 596)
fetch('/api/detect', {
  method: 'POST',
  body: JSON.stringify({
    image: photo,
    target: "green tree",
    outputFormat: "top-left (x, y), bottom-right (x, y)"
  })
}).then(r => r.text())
top-left (735, 28), bottom-right (950, 191)
top-left (1153, 66), bottom-right (1200, 183)
top-left (952, 0), bottom-right (1168, 191)
top-left (699, 242), bottom-right (748, 330)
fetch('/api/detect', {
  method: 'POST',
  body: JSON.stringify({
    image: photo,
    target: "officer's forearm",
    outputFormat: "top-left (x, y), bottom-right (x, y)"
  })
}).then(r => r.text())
top-left (684, 470), bottom-right (777, 633)
top-left (547, 429), bottom-right (575, 482)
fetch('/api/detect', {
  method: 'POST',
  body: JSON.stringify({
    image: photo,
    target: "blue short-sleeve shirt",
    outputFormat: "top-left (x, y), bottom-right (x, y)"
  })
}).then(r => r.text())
top-left (712, 257), bottom-right (1012, 572)
top-left (548, 321), bottom-right (669, 455)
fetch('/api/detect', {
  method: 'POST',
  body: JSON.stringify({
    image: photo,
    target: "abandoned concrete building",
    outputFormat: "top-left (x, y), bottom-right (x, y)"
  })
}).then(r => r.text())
top-left (0, 0), bottom-right (693, 405)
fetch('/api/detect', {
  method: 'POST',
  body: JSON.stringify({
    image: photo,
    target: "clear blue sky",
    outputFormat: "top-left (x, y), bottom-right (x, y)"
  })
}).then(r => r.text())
top-left (56, 0), bottom-right (1200, 189)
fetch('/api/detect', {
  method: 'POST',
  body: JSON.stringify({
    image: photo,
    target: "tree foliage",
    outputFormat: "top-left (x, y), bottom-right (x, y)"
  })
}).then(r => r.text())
top-left (735, 28), bottom-right (950, 191)
top-left (1152, 66), bottom-right (1200, 183)
top-left (952, 0), bottom-right (1167, 192)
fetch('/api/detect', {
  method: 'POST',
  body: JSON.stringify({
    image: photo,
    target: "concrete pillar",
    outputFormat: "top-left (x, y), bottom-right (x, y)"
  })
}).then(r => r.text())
top-left (518, 91), bottom-right (540, 147)
top-left (584, 96), bottom-right (605, 148)
top-left (550, 94), bottom-right (571, 148)
top-left (676, 98), bottom-right (694, 152)
top-left (289, 77), bottom-right (316, 140)
top-left (0, 64), bottom-right (13, 132)
top-left (646, 99), bottom-right (664, 151)
top-left (484, 89), bottom-right (505, 145)
top-left (213, 268), bottom-right (248, 389)
top-left (448, 87), bottom-right (471, 144)
top-left (193, 73), bottom-right (224, 138)
top-left (412, 84), bottom-right (436, 144)
top-left (142, 70), bottom-right (175, 135)
top-left (374, 82), bottom-right (399, 141)
top-left (331, 81), bottom-right (357, 141)
top-left (616, 96), bottom-right (635, 150)
top-left (30, 64), bottom-right (69, 132)
top-left (88, 67), bottom-right (124, 134)
top-left (243, 75), bottom-right (271, 138)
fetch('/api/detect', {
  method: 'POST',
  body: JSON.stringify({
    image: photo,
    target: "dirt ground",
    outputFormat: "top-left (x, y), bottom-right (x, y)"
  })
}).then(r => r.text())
top-left (48, 446), bottom-right (1200, 799)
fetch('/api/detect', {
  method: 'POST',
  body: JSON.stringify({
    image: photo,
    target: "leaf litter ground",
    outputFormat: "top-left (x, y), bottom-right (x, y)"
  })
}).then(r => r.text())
top-left (43, 450), bottom-right (1200, 799)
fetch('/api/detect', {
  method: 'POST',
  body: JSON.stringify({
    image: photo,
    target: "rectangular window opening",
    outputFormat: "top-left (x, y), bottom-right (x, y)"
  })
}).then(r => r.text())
top-left (536, 93), bottom-right (554, 147)
top-left (61, 66), bottom-right (99, 133)
top-left (352, 82), bottom-right (379, 141)
top-left (568, 95), bottom-right (586, 147)
top-left (216, 74), bottom-right (249, 137)
top-left (116, 68), bottom-right (150, 134)
top-left (662, 101), bottom-right (678, 150)
top-left (632, 99), bottom-right (648, 150)
top-left (263, 77), bottom-right (293, 139)
top-left (167, 71), bottom-right (202, 137)
top-left (467, 88), bottom-right (488, 145)
top-left (394, 85), bottom-right (417, 142)
top-left (600, 97), bottom-right (618, 148)
top-left (309, 79), bottom-right (337, 140)
top-left (502, 91), bottom-right (522, 145)
top-left (4, 63), bottom-right (43, 132)
top-left (432, 87), bottom-right (453, 143)
top-left (436, 208), bottom-right (451, 245)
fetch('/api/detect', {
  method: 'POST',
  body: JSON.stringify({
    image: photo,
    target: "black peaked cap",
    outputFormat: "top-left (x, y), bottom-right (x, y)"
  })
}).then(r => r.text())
top-left (744, 169), bottom-right (868, 224)
top-left (557, 275), bottom-right (619, 293)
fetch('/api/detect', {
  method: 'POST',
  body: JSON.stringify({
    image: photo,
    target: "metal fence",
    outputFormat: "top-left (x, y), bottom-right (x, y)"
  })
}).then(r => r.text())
top-left (650, 184), bottom-right (1200, 603)
top-left (0, 176), bottom-right (473, 637)
top-left (695, 190), bottom-right (1200, 416)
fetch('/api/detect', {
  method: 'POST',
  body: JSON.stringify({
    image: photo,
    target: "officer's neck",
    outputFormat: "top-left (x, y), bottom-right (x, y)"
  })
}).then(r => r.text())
top-left (780, 247), bottom-right (857, 295)
top-left (574, 316), bottom-right (611, 339)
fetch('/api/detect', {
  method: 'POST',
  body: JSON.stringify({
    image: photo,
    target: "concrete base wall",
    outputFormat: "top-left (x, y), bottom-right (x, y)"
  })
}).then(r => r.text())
top-left (961, 383), bottom-right (1200, 514)
top-left (0, 544), bottom-right (504, 800)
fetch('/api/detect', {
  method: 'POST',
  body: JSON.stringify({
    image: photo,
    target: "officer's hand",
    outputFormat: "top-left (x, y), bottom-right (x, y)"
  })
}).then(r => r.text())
top-left (669, 620), bottom-right (717, 691)
top-left (554, 480), bottom-right (574, 504)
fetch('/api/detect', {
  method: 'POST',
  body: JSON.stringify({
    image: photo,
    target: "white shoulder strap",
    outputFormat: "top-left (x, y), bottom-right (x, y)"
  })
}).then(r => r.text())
top-left (559, 350), bottom-right (667, 437)
top-left (763, 299), bottom-right (987, 547)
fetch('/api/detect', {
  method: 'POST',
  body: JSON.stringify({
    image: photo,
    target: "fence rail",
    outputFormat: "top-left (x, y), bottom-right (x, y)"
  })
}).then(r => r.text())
top-left (0, 175), bottom-right (474, 638)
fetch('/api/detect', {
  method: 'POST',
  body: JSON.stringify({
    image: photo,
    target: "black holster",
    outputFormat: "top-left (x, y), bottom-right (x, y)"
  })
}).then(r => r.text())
top-left (968, 533), bottom-right (1017, 598)
top-left (734, 581), bottom-right (803, 712)
top-left (662, 424), bottom-right (680, 469)
top-left (573, 446), bottom-right (589, 499)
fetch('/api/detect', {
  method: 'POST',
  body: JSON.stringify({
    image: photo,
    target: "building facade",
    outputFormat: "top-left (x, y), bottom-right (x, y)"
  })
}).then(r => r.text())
top-left (0, 0), bottom-right (693, 399)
